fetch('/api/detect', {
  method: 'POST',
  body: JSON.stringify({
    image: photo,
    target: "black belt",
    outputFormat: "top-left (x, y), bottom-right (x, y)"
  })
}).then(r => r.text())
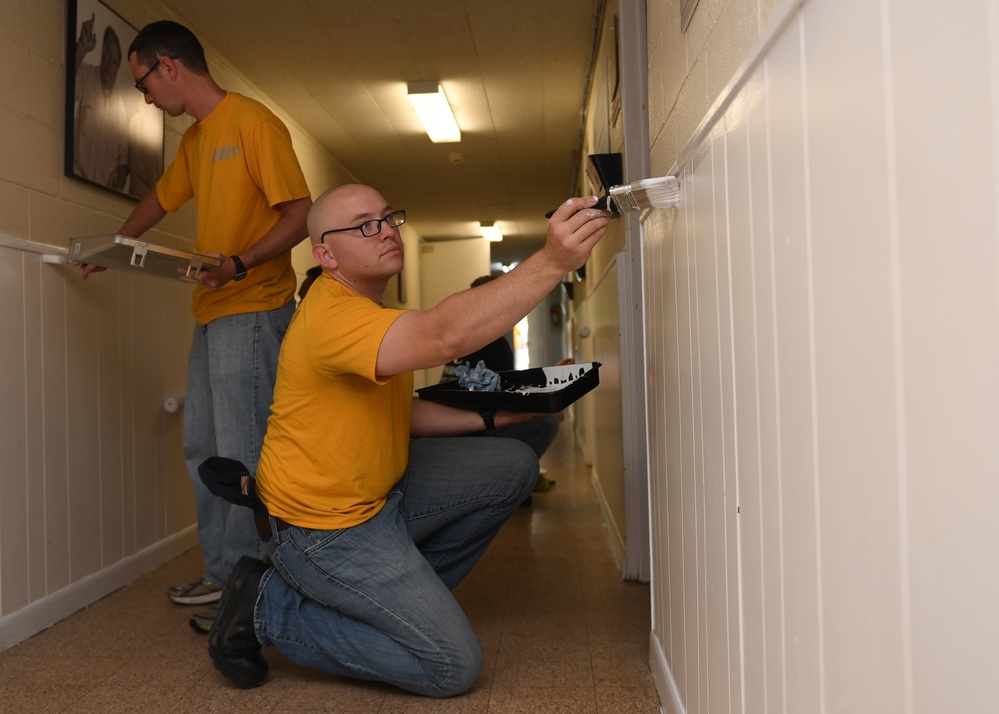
top-left (255, 516), bottom-right (292, 538)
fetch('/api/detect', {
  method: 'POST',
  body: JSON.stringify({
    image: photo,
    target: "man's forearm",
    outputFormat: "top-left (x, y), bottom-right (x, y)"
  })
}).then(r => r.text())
top-left (410, 398), bottom-right (534, 437)
top-left (234, 196), bottom-right (311, 268)
top-left (418, 251), bottom-right (564, 361)
top-left (377, 195), bottom-right (609, 377)
top-left (410, 398), bottom-right (484, 437)
top-left (118, 188), bottom-right (167, 237)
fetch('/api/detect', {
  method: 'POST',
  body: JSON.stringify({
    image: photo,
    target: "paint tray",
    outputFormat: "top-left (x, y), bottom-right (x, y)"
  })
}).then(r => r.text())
top-left (417, 362), bottom-right (600, 413)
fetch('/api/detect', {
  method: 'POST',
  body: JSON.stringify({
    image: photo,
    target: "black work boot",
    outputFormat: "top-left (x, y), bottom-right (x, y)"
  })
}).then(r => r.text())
top-left (208, 556), bottom-right (269, 688)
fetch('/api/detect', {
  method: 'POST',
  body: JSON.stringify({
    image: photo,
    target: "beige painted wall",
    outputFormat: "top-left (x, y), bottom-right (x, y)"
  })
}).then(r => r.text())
top-left (415, 237), bottom-right (491, 387)
top-left (645, 0), bottom-right (999, 711)
top-left (569, 1), bottom-right (632, 570)
top-left (0, 0), bottom-right (396, 649)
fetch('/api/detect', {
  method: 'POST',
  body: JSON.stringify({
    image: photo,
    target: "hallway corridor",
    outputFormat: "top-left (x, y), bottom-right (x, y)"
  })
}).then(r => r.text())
top-left (0, 424), bottom-right (659, 712)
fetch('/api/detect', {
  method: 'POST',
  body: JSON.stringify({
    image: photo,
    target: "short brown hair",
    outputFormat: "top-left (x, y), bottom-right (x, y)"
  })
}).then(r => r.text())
top-left (129, 20), bottom-right (209, 75)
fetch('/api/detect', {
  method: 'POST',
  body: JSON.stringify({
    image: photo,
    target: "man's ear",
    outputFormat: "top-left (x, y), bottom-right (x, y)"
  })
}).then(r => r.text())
top-left (312, 240), bottom-right (337, 270)
top-left (159, 55), bottom-right (180, 81)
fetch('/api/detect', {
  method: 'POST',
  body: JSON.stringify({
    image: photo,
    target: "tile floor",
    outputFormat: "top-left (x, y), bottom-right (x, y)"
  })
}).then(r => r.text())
top-left (0, 425), bottom-right (660, 712)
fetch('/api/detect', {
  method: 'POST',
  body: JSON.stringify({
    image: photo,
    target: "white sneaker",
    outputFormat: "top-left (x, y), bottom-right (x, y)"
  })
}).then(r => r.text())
top-left (167, 576), bottom-right (223, 605)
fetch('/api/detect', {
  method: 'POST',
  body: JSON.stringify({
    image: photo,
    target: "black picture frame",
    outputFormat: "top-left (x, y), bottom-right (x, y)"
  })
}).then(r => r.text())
top-left (64, 0), bottom-right (164, 200)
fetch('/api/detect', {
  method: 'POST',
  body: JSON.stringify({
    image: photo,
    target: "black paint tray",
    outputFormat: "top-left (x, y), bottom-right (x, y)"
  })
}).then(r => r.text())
top-left (417, 362), bottom-right (600, 413)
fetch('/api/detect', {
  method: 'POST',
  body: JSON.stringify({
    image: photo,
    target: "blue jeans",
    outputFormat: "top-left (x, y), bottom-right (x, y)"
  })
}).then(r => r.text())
top-left (484, 413), bottom-right (560, 460)
top-left (183, 302), bottom-right (294, 585)
top-left (255, 436), bottom-right (538, 697)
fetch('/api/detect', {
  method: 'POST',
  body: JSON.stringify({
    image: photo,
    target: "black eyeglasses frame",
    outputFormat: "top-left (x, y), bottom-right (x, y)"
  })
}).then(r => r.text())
top-left (320, 210), bottom-right (407, 241)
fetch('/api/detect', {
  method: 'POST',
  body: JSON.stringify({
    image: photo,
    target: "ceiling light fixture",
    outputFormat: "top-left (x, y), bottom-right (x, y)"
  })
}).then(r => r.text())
top-left (479, 222), bottom-right (503, 242)
top-left (407, 81), bottom-right (461, 143)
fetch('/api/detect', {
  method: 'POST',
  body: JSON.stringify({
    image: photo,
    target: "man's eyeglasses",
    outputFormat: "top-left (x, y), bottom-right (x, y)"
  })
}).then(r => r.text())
top-left (321, 210), bottom-right (406, 240)
top-left (135, 56), bottom-right (179, 94)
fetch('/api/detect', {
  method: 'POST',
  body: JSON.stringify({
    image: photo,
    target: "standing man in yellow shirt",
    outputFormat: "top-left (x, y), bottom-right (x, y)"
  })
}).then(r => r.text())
top-left (79, 21), bottom-right (312, 627)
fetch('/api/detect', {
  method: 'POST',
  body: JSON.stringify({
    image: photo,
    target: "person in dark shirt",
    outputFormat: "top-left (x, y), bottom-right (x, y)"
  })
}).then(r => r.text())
top-left (297, 265), bottom-right (323, 304)
top-left (440, 275), bottom-right (515, 380)
top-left (440, 275), bottom-right (561, 492)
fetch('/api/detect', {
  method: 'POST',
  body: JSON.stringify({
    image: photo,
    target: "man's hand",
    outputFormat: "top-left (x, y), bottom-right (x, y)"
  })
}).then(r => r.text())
top-left (72, 261), bottom-right (106, 279)
top-left (78, 13), bottom-right (96, 55)
top-left (192, 252), bottom-right (236, 290)
top-left (542, 195), bottom-right (611, 275)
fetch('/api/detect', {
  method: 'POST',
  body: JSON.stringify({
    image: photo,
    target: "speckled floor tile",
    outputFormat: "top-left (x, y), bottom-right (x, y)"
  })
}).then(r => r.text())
top-left (0, 426), bottom-right (659, 713)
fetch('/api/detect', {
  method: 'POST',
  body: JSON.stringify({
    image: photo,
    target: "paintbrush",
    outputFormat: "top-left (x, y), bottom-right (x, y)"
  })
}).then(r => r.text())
top-left (608, 176), bottom-right (680, 213)
top-left (543, 175), bottom-right (680, 218)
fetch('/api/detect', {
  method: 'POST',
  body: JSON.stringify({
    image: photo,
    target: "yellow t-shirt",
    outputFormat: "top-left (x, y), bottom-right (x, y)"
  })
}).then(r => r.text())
top-left (156, 92), bottom-right (311, 324)
top-left (256, 275), bottom-right (413, 530)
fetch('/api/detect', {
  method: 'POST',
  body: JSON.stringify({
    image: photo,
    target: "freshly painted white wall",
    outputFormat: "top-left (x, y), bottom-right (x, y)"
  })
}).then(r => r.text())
top-left (645, 0), bottom-right (999, 711)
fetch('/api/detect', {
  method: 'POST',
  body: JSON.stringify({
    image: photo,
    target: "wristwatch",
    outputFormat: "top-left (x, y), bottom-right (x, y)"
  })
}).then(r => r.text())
top-left (230, 255), bottom-right (248, 281)
top-left (479, 408), bottom-right (497, 431)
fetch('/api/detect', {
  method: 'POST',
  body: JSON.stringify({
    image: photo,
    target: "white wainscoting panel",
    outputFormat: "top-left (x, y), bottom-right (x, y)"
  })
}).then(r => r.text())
top-left (644, 0), bottom-right (999, 711)
top-left (0, 245), bottom-right (198, 650)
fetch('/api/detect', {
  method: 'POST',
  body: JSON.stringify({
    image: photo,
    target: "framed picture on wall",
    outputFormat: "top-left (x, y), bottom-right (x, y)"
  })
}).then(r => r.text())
top-left (64, 0), bottom-right (163, 200)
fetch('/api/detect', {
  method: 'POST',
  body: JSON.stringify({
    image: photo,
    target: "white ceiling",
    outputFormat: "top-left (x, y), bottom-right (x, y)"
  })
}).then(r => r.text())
top-left (158, 0), bottom-right (603, 264)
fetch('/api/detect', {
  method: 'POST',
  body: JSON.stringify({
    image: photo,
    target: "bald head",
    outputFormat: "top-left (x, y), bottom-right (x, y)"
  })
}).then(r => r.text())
top-left (308, 183), bottom-right (388, 245)
top-left (307, 183), bottom-right (405, 301)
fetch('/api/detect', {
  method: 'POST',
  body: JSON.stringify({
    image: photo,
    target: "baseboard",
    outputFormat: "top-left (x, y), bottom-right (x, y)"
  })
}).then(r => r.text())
top-left (589, 467), bottom-right (627, 573)
top-left (0, 525), bottom-right (198, 652)
top-left (650, 629), bottom-right (686, 714)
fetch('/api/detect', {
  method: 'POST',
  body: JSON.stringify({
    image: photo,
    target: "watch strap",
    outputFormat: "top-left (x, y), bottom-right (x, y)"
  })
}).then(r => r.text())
top-left (479, 408), bottom-right (497, 431)
top-left (231, 255), bottom-right (248, 281)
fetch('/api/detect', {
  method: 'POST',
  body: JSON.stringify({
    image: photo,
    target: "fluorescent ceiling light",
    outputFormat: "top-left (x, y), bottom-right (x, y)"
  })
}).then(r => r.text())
top-left (479, 222), bottom-right (503, 242)
top-left (407, 81), bottom-right (461, 143)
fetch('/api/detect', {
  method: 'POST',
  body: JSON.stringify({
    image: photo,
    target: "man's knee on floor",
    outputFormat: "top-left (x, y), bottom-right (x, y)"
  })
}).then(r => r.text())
top-left (428, 642), bottom-right (483, 698)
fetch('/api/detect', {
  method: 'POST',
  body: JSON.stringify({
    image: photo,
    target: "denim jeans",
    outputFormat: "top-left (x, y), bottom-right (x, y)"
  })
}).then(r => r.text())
top-left (483, 413), bottom-right (560, 459)
top-left (255, 436), bottom-right (538, 697)
top-left (183, 302), bottom-right (294, 585)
